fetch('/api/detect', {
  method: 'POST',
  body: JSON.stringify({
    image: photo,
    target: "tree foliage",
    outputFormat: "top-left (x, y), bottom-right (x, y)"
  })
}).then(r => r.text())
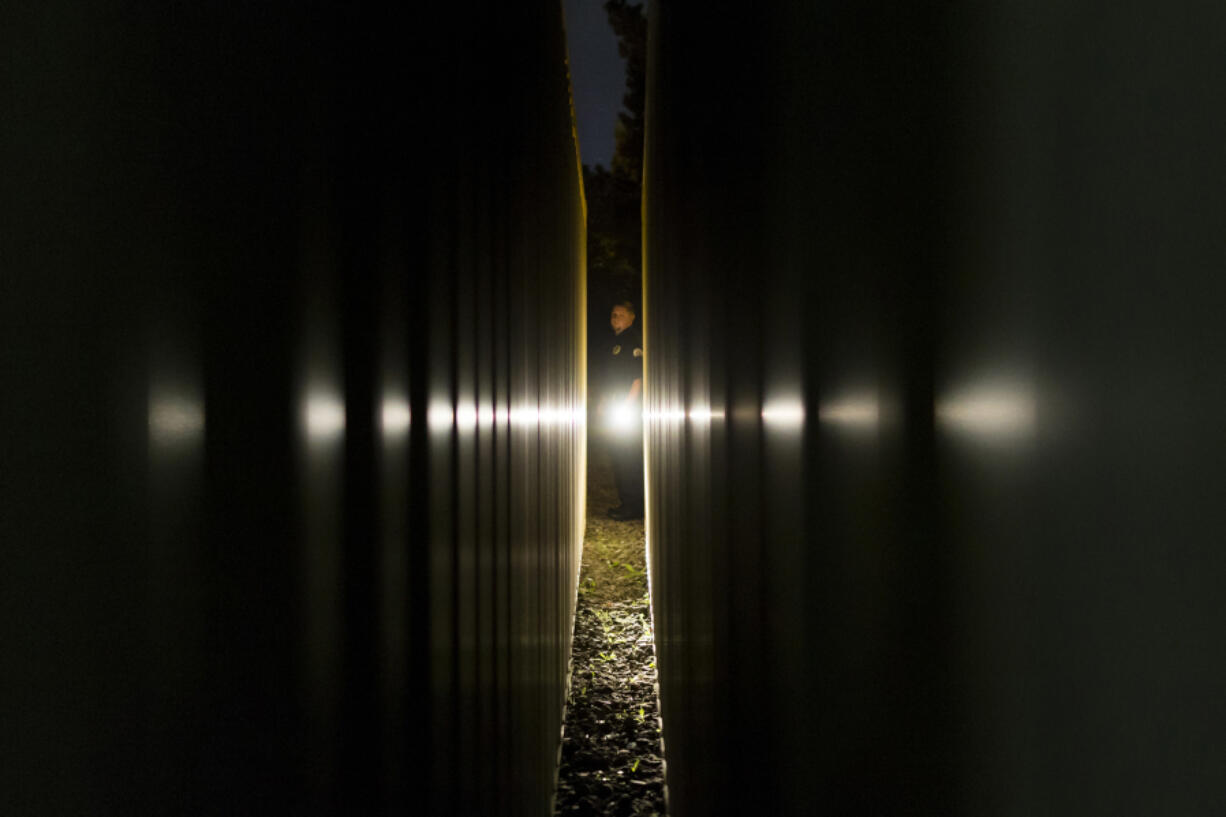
top-left (605, 0), bottom-right (646, 186)
top-left (586, 0), bottom-right (645, 313)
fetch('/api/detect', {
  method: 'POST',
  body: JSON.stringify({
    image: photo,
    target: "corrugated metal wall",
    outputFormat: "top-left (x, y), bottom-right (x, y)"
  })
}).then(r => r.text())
top-left (1, 3), bottom-right (584, 816)
top-left (643, 2), bottom-right (1226, 815)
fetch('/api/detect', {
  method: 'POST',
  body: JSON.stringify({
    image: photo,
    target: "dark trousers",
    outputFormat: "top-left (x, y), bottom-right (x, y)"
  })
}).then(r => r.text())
top-left (609, 430), bottom-right (644, 512)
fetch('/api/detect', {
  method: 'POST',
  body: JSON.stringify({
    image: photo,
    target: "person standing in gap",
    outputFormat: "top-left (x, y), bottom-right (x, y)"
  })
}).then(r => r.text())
top-left (604, 300), bottom-right (644, 520)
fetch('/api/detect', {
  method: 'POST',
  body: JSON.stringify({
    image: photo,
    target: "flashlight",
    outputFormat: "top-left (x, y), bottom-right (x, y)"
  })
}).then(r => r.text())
top-left (605, 400), bottom-right (637, 433)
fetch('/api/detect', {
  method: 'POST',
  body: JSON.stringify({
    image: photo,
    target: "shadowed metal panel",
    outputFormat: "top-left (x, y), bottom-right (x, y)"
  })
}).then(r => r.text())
top-left (644, 2), bottom-right (1226, 816)
top-left (419, 9), bottom-right (587, 815)
top-left (1, 3), bottom-right (584, 816)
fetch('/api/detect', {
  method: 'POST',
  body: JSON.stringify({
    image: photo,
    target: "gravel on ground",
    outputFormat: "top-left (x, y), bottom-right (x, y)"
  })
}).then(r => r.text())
top-left (554, 444), bottom-right (666, 817)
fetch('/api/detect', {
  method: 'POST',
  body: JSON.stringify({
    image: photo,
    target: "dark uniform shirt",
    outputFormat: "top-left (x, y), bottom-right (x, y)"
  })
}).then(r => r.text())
top-left (604, 322), bottom-right (645, 514)
top-left (605, 323), bottom-right (643, 399)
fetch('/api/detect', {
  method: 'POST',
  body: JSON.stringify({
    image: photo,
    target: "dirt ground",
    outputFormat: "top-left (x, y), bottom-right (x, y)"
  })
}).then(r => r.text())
top-left (578, 442), bottom-right (648, 605)
top-left (554, 439), bottom-right (665, 816)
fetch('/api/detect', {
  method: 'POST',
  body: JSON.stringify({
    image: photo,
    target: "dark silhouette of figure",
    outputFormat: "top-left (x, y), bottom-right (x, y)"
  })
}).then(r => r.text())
top-left (602, 301), bottom-right (643, 519)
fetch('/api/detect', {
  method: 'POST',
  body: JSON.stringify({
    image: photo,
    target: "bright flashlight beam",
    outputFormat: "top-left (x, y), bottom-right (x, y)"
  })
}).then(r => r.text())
top-left (607, 402), bottom-right (636, 432)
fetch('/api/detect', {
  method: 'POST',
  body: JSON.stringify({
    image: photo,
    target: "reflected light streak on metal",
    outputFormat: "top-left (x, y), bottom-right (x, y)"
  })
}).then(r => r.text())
top-left (642, 408), bottom-right (685, 424)
top-left (687, 405), bottom-right (722, 424)
top-left (761, 399), bottom-right (806, 428)
top-left (936, 384), bottom-right (1036, 440)
top-left (509, 405), bottom-right (584, 428)
top-left (304, 393), bottom-right (346, 439)
top-left (455, 402), bottom-right (479, 430)
top-left (818, 395), bottom-right (879, 429)
top-left (381, 398), bottom-right (411, 435)
top-left (427, 401), bottom-right (454, 431)
top-left (477, 405), bottom-right (499, 429)
top-left (149, 393), bottom-right (205, 444)
top-left (510, 406), bottom-right (539, 427)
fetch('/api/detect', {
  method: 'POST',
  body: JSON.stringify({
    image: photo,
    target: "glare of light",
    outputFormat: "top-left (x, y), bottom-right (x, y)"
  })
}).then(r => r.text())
top-left (478, 405), bottom-right (497, 428)
top-left (761, 399), bottom-right (806, 428)
top-left (508, 404), bottom-right (584, 429)
top-left (606, 401), bottom-right (636, 433)
top-left (936, 384), bottom-right (1036, 440)
top-left (381, 398), bottom-right (411, 435)
top-left (687, 405), bottom-right (722, 424)
top-left (149, 394), bottom-right (205, 443)
top-left (642, 407), bottom-right (684, 424)
top-left (818, 395), bottom-right (878, 429)
top-left (427, 401), bottom-right (454, 431)
top-left (455, 402), bottom-right (478, 429)
top-left (510, 406), bottom-right (539, 427)
top-left (546, 405), bottom-right (584, 426)
top-left (304, 394), bottom-right (346, 438)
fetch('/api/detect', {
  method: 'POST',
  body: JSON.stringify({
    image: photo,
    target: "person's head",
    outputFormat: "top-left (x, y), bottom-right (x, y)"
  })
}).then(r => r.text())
top-left (610, 301), bottom-right (636, 333)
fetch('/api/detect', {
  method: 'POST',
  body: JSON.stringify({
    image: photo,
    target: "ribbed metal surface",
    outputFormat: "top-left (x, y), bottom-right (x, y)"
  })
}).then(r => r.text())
top-left (2, 3), bottom-right (584, 816)
top-left (643, 2), bottom-right (1226, 815)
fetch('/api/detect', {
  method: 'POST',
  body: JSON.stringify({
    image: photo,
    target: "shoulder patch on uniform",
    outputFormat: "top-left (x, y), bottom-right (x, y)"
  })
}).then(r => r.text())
top-left (612, 345), bottom-right (621, 355)
top-left (632, 347), bottom-right (643, 357)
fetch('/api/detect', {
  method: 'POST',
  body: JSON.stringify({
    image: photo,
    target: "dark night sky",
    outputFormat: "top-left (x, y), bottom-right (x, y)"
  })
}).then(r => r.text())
top-left (563, 0), bottom-right (626, 169)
